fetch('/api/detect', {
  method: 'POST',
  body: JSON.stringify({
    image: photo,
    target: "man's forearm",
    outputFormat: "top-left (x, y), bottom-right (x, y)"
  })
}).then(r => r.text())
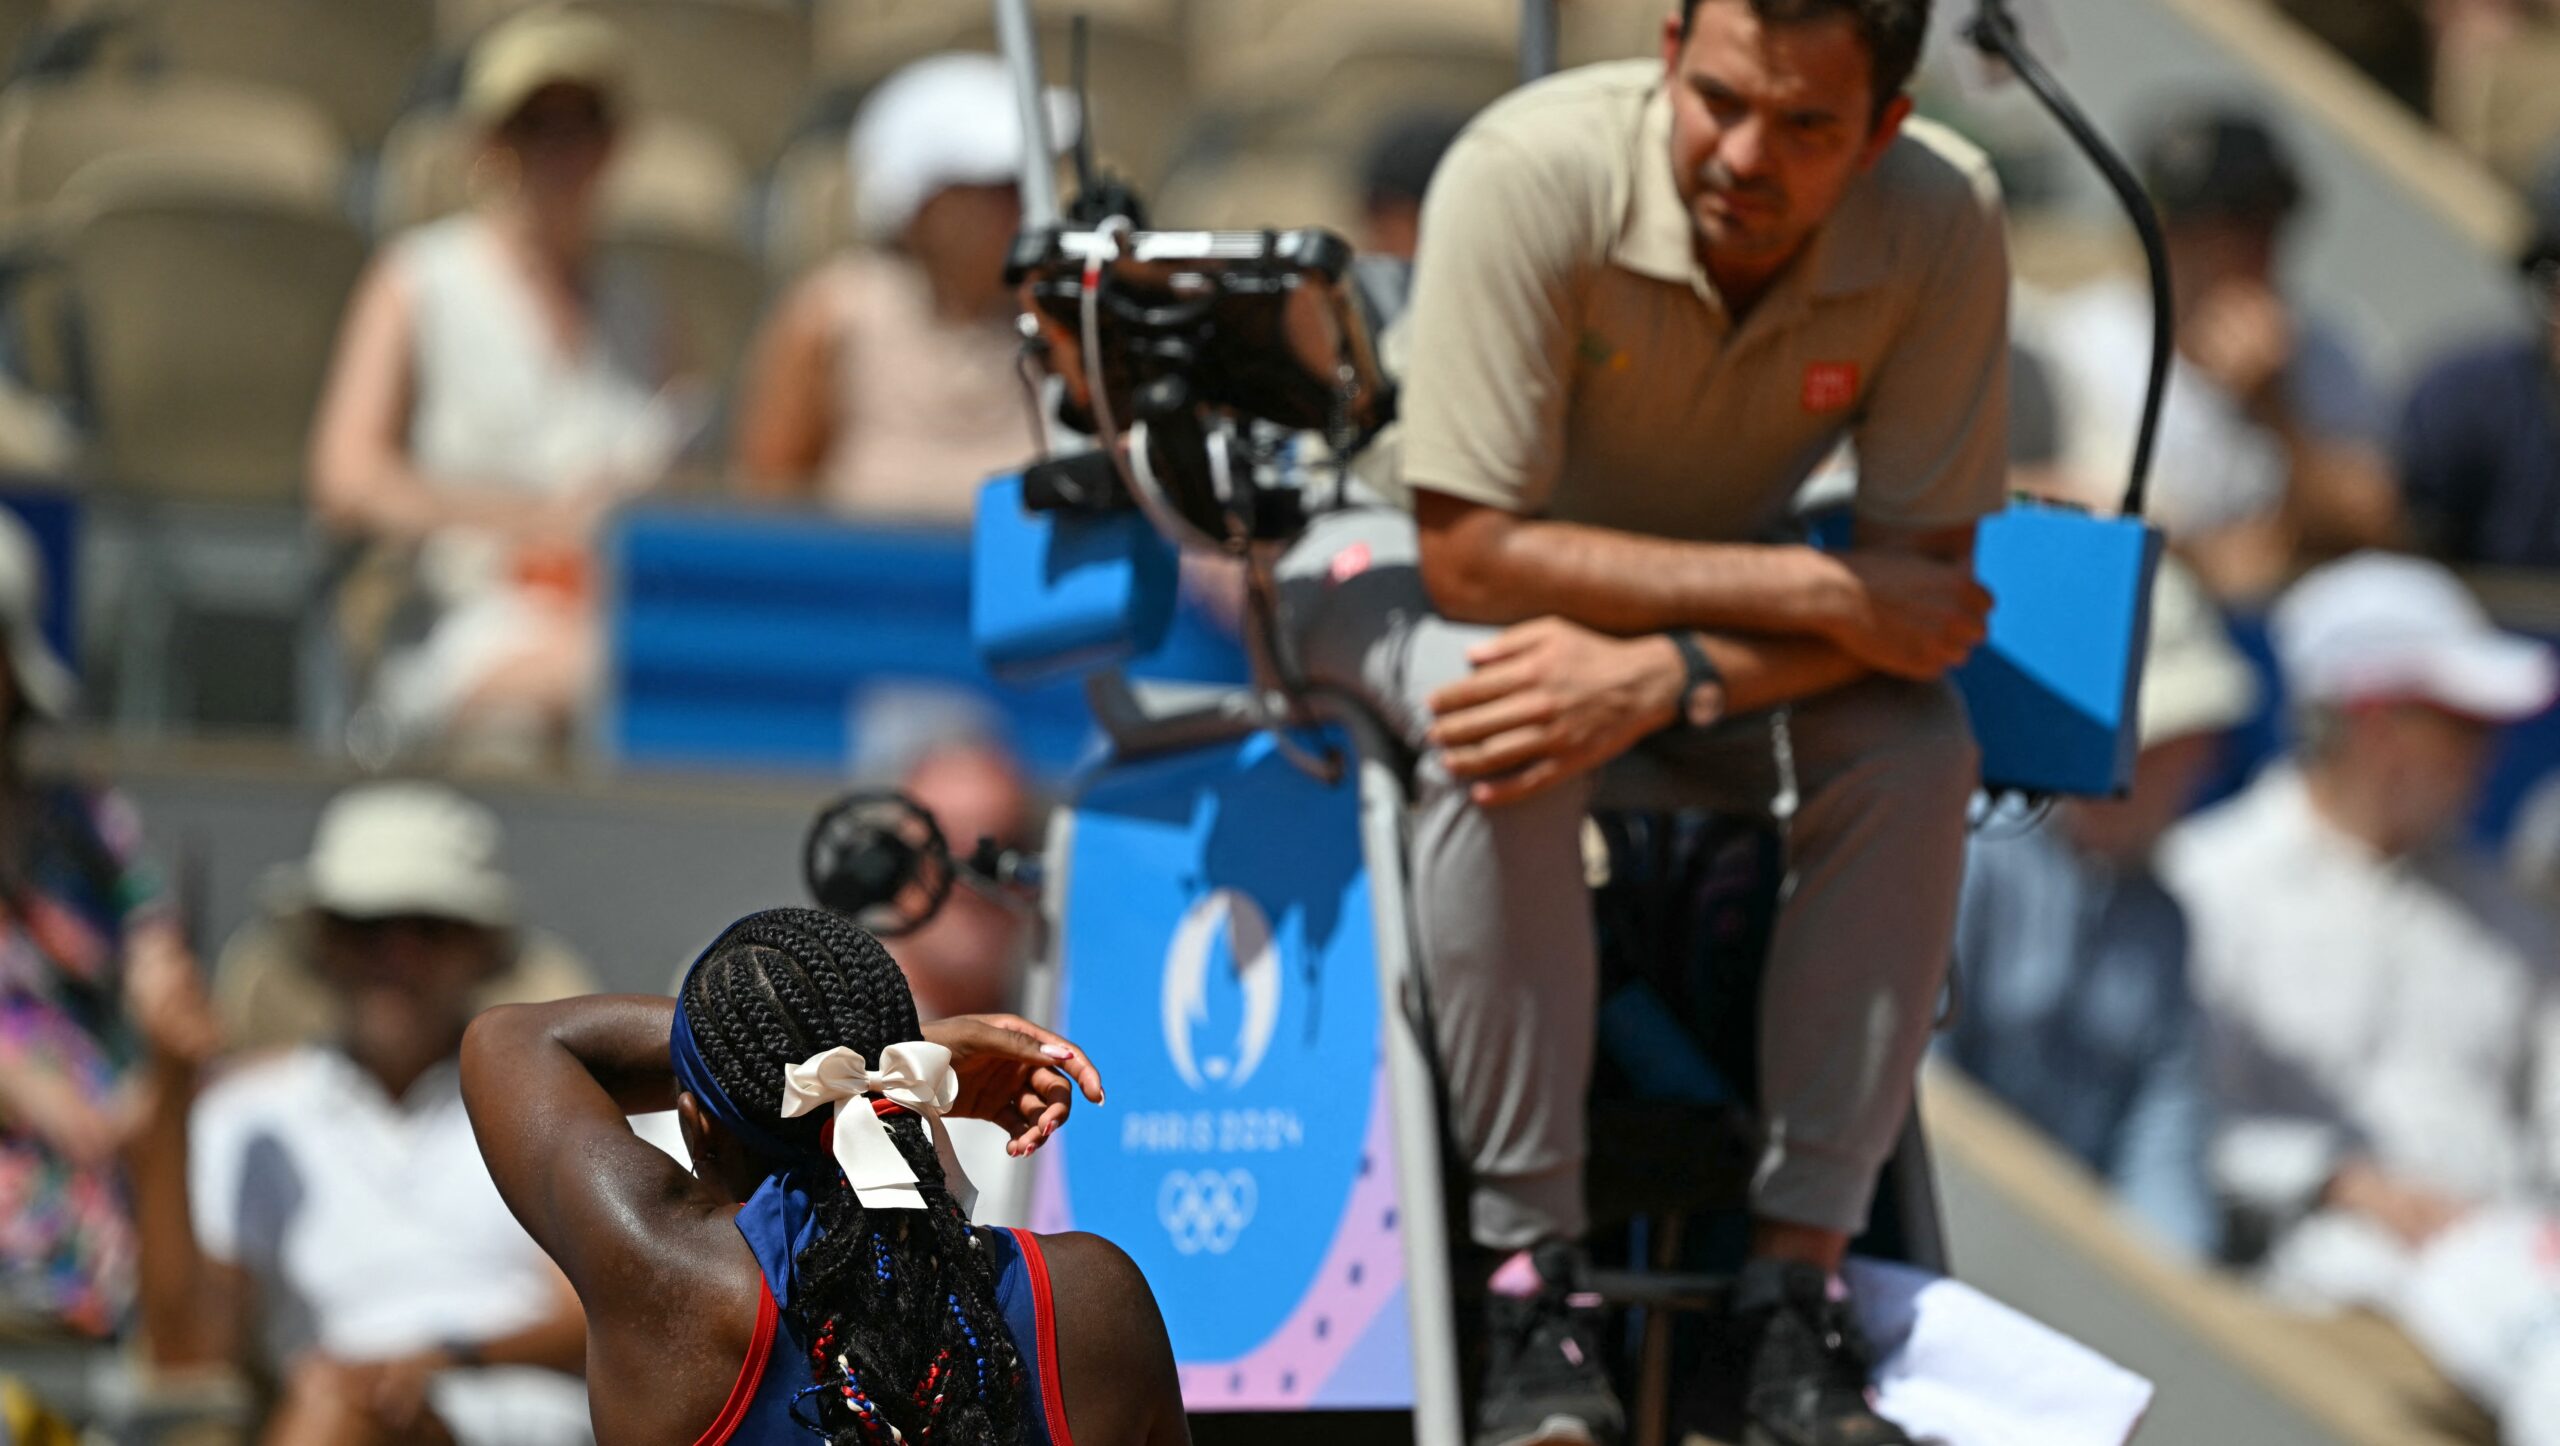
top-left (1701, 633), bottom-right (1873, 716)
top-left (125, 1058), bottom-right (239, 1370)
top-left (1421, 505), bottom-right (1851, 637)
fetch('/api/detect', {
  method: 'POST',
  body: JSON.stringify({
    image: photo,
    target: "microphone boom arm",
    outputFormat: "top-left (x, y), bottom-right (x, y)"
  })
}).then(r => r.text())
top-left (1967, 0), bottom-right (2172, 520)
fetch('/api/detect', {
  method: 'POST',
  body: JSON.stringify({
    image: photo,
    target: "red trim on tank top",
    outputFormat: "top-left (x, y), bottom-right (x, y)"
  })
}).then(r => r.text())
top-left (693, 1278), bottom-right (779, 1446)
top-left (1008, 1229), bottom-right (1076, 1446)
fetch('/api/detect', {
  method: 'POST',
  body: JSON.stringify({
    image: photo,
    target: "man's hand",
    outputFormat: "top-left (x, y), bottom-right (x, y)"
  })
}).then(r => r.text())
top-left (1819, 550), bottom-right (1993, 681)
top-left (355, 1349), bottom-right (455, 1433)
top-left (125, 923), bottom-right (221, 1071)
top-left (1427, 618), bottom-right (1683, 808)
top-left (2184, 279), bottom-right (2296, 418)
top-left (2326, 1157), bottom-right (2470, 1248)
top-left (923, 1014), bottom-right (1105, 1158)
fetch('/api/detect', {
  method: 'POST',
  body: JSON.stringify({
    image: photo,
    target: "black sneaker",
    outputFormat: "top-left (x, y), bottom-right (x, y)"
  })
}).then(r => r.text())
top-left (1732, 1260), bottom-right (1909, 1446)
top-left (1472, 1242), bottom-right (1627, 1446)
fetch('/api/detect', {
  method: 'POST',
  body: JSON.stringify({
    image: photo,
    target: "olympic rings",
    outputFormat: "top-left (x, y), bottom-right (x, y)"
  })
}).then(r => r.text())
top-left (1157, 1168), bottom-right (1258, 1255)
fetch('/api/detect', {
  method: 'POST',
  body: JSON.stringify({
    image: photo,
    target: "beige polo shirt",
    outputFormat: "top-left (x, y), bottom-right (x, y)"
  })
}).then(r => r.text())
top-left (1390, 59), bottom-right (2010, 542)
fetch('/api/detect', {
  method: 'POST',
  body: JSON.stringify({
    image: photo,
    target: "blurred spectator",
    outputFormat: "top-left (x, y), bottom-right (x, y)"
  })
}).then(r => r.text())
top-left (1358, 110), bottom-right (1467, 261)
top-left (2397, 159), bottom-right (2560, 567)
top-left (2431, 0), bottom-right (2560, 191)
top-left (1946, 561), bottom-right (2257, 1258)
top-left (1347, 109), bottom-right (1467, 331)
top-left (2163, 554), bottom-right (2560, 1442)
top-left (0, 511), bottom-right (210, 1342)
top-left (2026, 105), bottom-right (2403, 602)
top-left (732, 54), bottom-right (1056, 523)
top-left (211, 796), bottom-right (593, 1057)
top-left (887, 740), bottom-right (1035, 1021)
top-left (309, 7), bottom-right (694, 764)
top-left (132, 783), bottom-right (591, 1444)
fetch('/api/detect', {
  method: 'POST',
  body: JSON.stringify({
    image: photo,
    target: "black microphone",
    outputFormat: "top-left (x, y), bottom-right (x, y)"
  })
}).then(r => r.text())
top-left (803, 792), bottom-right (1045, 937)
top-left (803, 793), bottom-right (953, 937)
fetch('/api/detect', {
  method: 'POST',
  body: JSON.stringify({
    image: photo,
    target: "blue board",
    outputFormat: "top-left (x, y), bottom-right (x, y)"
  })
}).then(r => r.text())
top-left (1954, 504), bottom-right (2163, 796)
top-left (1034, 728), bottom-right (1410, 1411)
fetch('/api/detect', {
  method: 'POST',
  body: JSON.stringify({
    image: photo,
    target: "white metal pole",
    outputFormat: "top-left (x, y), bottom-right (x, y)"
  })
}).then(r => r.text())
top-left (994, 0), bottom-right (1061, 227)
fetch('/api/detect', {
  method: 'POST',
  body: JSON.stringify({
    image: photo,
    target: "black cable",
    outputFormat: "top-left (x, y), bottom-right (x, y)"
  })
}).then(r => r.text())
top-left (1967, 1), bottom-right (2172, 520)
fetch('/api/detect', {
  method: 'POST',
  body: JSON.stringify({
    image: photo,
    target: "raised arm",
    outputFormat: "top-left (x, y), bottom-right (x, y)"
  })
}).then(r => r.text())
top-left (458, 994), bottom-right (723, 1294)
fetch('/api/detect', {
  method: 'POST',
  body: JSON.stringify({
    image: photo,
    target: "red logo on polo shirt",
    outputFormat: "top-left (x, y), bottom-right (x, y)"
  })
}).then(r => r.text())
top-left (1802, 361), bottom-right (1860, 413)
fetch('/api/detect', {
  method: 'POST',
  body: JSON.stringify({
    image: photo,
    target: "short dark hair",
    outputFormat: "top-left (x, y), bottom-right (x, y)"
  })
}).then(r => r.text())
top-left (1679, 0), bottom-right (1933, 119)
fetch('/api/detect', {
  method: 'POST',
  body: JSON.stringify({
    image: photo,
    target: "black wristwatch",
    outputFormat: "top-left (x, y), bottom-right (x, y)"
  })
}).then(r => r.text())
top-left (1666, 631), bottom-right (1727, 730)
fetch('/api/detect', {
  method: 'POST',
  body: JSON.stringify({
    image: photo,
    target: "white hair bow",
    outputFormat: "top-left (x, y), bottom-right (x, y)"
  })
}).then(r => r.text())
top-left (778, 1042), bottom-right (974, 1213)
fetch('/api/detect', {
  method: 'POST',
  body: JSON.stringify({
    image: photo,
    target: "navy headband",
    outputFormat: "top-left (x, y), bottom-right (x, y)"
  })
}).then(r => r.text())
top-left (670, 930), bottom-right (827, 1163)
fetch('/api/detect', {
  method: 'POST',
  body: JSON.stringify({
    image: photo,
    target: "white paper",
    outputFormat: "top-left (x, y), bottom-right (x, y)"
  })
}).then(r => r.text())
top-left (1848, 1257), bottom-right (2156, 1446)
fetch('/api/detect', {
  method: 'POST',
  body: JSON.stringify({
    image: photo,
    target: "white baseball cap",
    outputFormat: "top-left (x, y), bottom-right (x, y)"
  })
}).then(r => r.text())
top-left (849, 51), bottom-right (1077, 240)
top-left (0, 510), bottom-right (71, 721)
top-left (278, 782), bottom-right (516, 928)
top-left (2271, 551), bottom-right (2557, 722)
top-left (2138, 559), bottom-right (2259, 747)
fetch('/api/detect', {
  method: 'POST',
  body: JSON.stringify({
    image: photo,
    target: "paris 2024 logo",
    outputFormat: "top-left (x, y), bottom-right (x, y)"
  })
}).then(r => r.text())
top-left (1154, 889), bottom-right (1280, 1254)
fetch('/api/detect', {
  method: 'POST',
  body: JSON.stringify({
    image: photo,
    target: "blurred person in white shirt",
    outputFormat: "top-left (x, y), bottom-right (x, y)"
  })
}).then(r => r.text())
top-left (133, 784), bottom-right (593, 1446)
top-left (2163, 552), bottom-right (2560, 1445)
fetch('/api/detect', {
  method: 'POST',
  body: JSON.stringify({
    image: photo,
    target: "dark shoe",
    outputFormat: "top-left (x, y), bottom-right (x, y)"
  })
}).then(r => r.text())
top-left (1472, 1242), bottom-right (1627, 1446)
top-left (1732, 1260), bottom-right (1909, 1446)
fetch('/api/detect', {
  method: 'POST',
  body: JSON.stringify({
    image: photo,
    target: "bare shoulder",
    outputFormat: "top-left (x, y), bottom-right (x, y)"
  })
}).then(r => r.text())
top-left (1030, 1231), bottom-right (1187, 1445)
top-left (1034, 1230), bottom-right (1165, 1330)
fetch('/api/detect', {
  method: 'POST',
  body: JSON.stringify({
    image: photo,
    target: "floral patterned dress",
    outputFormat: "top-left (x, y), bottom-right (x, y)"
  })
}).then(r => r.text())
top-left (0, 785), bottom-right (163, 1338)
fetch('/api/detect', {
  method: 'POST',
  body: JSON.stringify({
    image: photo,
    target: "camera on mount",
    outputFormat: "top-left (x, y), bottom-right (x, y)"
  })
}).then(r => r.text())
top-left (1005, 225), bottom-right (1397, 550)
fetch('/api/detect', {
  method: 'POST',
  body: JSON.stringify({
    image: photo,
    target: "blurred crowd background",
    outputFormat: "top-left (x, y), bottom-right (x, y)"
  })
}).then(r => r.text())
top-left (2, 0), bottom-right (2560, 1441)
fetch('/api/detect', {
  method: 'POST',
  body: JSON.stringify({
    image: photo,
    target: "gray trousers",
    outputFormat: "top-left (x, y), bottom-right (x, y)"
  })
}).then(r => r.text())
top-left (1277, 508), bottom-right (1976, 1248)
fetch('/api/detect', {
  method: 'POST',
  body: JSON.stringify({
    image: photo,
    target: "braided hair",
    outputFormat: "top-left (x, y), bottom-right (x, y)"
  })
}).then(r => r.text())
top-left (681, 907), bottom-right (1026, 1446)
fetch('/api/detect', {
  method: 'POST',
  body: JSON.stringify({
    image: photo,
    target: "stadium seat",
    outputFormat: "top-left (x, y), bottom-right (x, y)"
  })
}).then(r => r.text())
top-left (1190, 0), bottom-right (1517, 152)
top-left (811, 0), bottom-right (1188, 188)
top-left (432, 0), bottom-right (526, 44)
top-left (373, 106), bottom-right (748, 238)
top-left (49, 167), bottom-right (360, 734)
top-left (0, 73), bottom-right (344, 220)
top-left (138, 0), bottom-right (437, 151)
top-left (61, 172), bottom-right (364, 501)
top-left (0, 0), bottom-right (49, 75)
top-left (601, 113), bottom-right (753, 246)
top-left (369, 104), bottom-right (474, 232)
top-left (0, 77), bottom-right (341, 416)
top-left (581, 0), bottom-right (811, 169)
top-left (1559, 0), bottom-right (1672, 65)
top-left (761, 127), bottom-right (858, 280)
top-left (1149, 142), bottom-right (1363, 239)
